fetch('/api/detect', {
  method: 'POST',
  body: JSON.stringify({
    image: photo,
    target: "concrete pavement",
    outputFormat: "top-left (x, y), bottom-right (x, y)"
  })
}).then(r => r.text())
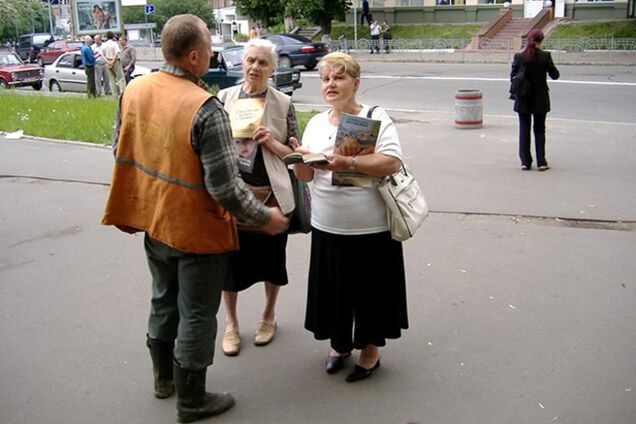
top-left (1, 105), bottom-right (635, 424)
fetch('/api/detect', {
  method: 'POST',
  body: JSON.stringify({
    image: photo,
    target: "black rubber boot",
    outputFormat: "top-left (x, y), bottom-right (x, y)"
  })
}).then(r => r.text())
top-left (174, 362), bottom-right (235, 423)
top-left (146, 335), bottom-right (175, 399)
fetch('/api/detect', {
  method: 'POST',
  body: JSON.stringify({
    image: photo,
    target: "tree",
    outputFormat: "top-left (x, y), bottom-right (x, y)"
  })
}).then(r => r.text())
top-left (0, 0), bottom-right (49, 43)
top-left (233, 0), bottom-right (285, 28)
top-left (121, 0), bottom-right (215, 34)
top-left (286, 0), bottom-right (351, 37)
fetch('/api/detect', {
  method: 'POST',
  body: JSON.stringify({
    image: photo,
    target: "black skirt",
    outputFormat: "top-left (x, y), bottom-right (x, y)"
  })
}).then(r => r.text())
top-left (225, 230), bottom-right (289, 292)
top-left (304, 228), bottom-right (408, 352)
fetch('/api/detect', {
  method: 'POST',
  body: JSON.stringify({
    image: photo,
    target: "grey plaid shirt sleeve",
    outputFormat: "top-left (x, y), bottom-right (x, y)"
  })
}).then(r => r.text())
top-left (191, 97), bottom-right (270, 226)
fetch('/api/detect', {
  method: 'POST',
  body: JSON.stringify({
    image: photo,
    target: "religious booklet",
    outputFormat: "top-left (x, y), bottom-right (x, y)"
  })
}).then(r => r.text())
top-left (331, 112), bottom-right (381, 187)
top-left (228, 98), bottom-right (267, 173)
top-left (282, 152), bottom-right (329, 166)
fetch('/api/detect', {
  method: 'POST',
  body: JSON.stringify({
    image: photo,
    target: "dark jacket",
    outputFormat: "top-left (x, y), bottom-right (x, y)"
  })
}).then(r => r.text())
top-left (511, 48), bottom-right (560, 114)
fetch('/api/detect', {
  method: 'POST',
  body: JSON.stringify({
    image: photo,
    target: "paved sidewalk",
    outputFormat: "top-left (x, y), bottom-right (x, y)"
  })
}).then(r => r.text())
top-left (1, 106), bottom-right (635, 424)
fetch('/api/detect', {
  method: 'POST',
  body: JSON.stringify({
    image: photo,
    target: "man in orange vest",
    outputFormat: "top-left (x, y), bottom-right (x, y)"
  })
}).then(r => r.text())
top-left (102, 14), bottom-right (288, 423)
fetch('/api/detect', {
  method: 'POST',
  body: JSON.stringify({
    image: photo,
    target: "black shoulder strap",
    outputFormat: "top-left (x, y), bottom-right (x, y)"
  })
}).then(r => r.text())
top-left (367, 106), bottom-right (378, 119)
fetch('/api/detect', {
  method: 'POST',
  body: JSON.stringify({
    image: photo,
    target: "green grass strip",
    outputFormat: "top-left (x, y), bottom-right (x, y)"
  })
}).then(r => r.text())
top-left (1, 91), bottom-right (319, 144)
top-left (0, 92), bottom-right (118, 144)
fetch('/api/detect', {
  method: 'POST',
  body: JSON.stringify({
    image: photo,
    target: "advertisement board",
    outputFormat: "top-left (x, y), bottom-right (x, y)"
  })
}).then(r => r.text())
top-left (71, 0), bottom-right (122, 35)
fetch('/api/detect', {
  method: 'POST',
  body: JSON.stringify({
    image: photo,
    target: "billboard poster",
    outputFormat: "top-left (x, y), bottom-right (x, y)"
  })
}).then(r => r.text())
top-left (72, 0), bottom-right (122, 35)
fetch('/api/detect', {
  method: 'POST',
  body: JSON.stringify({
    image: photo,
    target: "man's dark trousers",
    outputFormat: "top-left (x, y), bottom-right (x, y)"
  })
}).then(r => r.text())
top-left (144, 234), bottom-right (232, 370)
top-left (85, 65), bottom-right (96, 97)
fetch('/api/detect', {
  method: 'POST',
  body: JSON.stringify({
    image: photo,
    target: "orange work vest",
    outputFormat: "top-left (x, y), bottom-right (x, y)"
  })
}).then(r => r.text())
top-left (101, 71), bottom-right (238, 254)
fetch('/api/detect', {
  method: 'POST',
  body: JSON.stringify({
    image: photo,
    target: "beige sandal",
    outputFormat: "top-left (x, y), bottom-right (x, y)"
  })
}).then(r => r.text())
top-left (222, 328), bottom-right (240, 356)
top-left (254, 321), bottom-right (277, 346)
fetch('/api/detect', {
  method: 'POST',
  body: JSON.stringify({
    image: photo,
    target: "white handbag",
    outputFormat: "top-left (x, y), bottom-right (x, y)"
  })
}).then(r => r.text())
top-left (377, 163), bottom-right (428, 241)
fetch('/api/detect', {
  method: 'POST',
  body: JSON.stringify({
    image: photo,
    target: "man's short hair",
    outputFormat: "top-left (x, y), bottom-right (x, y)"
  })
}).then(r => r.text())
top-left (161, 14), bottom-right (207, 62)
top-left (106, 31), bottom-right (115, 40)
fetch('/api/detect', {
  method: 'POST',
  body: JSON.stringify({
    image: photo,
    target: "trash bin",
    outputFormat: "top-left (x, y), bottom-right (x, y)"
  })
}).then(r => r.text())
top-left (454, 89), bottom-right (483, 129)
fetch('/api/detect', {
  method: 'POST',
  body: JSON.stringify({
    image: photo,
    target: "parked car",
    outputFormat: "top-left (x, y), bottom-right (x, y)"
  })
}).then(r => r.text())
top-left (203, 45), bottom-right (302, 95)
top-left (16, 33), bottom-right (54, 63)
top-left (36, 40), bottom-right (83, 66)
top-left (45, 51), bottom-right (149, 92)
top-left (259, 34), bottom-right (329, 70)
top-left (0, 50), bottom-right (44, 90)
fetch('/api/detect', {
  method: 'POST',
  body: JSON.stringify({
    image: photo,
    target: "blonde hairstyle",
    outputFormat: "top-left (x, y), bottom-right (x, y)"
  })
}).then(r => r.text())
top-left (243, 38), bottom-right (279, 71)
top-left (318, 52), bottom-right (361, 79)
top-left (161, 14), bottom-right (208, 62)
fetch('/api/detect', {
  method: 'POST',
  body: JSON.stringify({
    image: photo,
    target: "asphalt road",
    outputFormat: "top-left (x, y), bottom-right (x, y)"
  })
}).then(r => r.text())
top-left (1, 61), bottom-right (635, 424)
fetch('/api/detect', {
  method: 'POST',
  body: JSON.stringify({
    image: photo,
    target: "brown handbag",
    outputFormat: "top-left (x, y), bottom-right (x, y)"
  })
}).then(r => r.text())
top-left (236, 184), bottom-right (278, 232)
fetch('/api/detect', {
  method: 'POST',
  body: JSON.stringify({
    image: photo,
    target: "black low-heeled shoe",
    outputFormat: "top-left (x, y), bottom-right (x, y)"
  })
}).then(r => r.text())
top-left (325, 353), bottom-right (351, 374)
top-left (345, 359), bottom-right (381, 383)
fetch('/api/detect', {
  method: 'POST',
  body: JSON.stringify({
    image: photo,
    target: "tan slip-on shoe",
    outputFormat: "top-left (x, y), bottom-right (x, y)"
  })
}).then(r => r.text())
top-left (254, 321), bottom-right (276, 346)
top-left (222, 329), bottom-right (240, 356)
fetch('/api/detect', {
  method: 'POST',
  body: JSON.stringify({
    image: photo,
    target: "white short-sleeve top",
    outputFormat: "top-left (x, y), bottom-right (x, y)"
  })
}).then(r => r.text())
top-left (302, 104), bottom-right (402, 235)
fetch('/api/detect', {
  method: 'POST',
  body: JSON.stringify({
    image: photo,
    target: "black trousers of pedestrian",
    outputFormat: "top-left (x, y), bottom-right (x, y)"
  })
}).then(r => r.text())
top-left (370, 35), bottom-right (380, 53)
top-left (84, 65), bottom-right (96, 97)
top-left (518, 112), bottom-right (547, 168)
top-left (361, 12), bottom-right (371, 26)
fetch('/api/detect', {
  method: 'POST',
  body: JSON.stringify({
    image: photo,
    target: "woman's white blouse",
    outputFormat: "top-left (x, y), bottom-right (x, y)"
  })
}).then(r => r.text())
top-left (302, 105), bottom-right (402, 235)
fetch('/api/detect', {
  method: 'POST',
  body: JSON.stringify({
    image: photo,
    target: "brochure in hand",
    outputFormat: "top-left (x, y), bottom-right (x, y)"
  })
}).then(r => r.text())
top-left (228, 98), bottom-right (267, 173)
top-left (332, 112), bottom-right (381, 187)
top-left (282, 152), bottom-right (329, 166)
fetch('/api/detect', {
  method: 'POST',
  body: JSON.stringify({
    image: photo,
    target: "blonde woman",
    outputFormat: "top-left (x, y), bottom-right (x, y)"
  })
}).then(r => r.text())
top-left (292, 52), bottom-right (409, 382)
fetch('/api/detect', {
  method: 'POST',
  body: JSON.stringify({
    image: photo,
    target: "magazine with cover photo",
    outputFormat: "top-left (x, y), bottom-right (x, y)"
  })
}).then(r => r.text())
top-left (331, 112), bottom-right (381, 187)
top-left (228, 98), bottom-right (266, 173)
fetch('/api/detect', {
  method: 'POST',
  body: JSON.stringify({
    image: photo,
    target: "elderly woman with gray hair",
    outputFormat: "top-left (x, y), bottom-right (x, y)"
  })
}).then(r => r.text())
top-left (216, 38), bottom-right (299, 357)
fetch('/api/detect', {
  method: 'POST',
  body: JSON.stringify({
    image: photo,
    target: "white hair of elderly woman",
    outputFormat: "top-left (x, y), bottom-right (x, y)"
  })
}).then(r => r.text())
top-left (242, 38), bottom-right (279, 71)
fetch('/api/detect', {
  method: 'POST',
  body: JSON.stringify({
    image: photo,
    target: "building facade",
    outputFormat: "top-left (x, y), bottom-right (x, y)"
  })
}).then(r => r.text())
top-left (348, 0), bottom-right (634, 23)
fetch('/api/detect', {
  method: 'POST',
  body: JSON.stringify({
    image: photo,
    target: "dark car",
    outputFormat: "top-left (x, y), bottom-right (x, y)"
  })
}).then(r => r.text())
top-left (259, 34), bottom-right (330, 70)
top-left (202, 45), bottom-right (302, 95)
top-left (36, 40), bottom-right (83, 66)
top-left (16, 33), bottom-right (55, 63)
top-left (0, 50), bottom-right (44, 90)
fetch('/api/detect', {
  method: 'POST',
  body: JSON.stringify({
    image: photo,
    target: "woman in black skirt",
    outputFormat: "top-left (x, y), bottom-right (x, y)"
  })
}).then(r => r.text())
top-left (216, 38), bottom-right (299, 356)
top-left (292, 52), bottom-right (409, 382)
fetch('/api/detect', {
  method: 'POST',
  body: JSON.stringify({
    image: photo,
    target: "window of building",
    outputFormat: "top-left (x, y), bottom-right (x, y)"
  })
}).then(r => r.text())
top-left (396, 0), bottom-right (424, 5)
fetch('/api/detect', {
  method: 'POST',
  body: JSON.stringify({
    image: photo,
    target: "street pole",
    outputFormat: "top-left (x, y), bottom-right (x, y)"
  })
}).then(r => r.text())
top-left (48, 0), bottom-right (54, 34)
top-left (354, 7), bottom-right (358, 51)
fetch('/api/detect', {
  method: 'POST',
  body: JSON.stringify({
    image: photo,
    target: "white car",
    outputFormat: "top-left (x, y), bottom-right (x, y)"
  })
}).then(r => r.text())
top-left (45, 51), bottom-right (149, 92)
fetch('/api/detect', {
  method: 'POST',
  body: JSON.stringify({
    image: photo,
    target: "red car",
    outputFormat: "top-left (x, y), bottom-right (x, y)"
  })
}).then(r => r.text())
top-left (36, 40), bottom-right (83, 66)
top-left (0, 50), bottom-right (44, 90)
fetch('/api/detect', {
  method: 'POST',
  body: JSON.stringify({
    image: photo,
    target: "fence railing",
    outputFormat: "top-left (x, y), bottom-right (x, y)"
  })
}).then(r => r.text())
top-left (328, 37), bottom-right (636, 53)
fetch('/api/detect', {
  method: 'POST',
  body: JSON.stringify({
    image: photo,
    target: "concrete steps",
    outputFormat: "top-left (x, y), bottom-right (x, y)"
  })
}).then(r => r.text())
top-left (480, 18), bottom-right (532, 50)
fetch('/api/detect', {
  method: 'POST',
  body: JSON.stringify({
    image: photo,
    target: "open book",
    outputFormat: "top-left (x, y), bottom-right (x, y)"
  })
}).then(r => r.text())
top-left (228, 98), bottom-right (266, 173)
top-left (332, 112), bottom-right (381, 187)
top-left (282, 152), bottom-right (329, 166)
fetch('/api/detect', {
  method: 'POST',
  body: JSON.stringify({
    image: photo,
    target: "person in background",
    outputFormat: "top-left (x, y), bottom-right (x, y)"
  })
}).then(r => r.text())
top-left (292, 52), bottom-right (409, 383)
top-left (361, 0), bottom-right (371, 26)
top-left (119, 35), bottom-right (136, 84)
top-left (92, 34), bottom-right (111, 96)
top-left (216, 38), bottom-right (298, 357)
top-left (510, 28), bottom-right (560, 171)
top-left (102, 14), bottom-right (288, 423)
top-left (249, 26), bottom-right (257, 40)
top-left (380, 20), bottom-right (391, 54)
top-left (101, 31), bottom-right (126, 96)
top-left (369, 18), bottom-right (380, 54)
top-left (80, 35), bottom-right (96, 98)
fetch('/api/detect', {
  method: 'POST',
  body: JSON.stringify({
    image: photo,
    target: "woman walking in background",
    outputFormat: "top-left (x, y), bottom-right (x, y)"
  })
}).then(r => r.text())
top-left (510, 29), bottom-right (560, 171)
